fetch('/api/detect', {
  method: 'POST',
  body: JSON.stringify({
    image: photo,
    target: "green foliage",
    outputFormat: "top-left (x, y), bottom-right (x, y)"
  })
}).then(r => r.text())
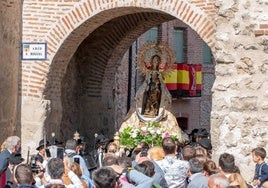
top-left (119, 122), bottom-right (178, 149)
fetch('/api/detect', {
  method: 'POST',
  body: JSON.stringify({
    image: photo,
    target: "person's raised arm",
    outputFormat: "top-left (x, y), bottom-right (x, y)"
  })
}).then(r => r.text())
top-left (128, 169), bottom-right (153, 188)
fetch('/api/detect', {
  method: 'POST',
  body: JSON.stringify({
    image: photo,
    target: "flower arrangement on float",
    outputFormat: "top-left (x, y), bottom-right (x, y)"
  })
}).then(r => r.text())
top-left (119, 121), bottom-right (179, 148)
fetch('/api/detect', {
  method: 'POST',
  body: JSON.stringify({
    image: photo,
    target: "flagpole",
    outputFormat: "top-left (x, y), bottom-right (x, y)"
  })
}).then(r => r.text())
top-left (43, 126), bottom-right (47, 150)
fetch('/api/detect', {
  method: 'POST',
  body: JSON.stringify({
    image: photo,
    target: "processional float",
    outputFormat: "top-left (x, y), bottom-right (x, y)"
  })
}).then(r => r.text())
top-left (117, 42), bottom-right (188, 149)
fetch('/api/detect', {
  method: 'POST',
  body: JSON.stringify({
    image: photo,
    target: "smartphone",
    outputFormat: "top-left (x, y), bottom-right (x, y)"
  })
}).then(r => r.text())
top-left (74, 157), bottom-right (80, 164)
top-left (57, 147), bottom-right (64, 159)
top-left (140, 147), bottom-right (148, 157)
top-left (140, 149), bottom-right (148, 157)
top-left (45, 148), bottom-right (51, 158)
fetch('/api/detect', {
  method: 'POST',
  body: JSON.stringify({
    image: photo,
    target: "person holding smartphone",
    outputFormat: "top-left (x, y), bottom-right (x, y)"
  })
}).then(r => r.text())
top-left (65, 139), bottom-right (94, 188)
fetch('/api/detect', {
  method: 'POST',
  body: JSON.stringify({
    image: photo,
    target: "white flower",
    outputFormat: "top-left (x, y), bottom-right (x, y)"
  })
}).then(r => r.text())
top-left (141, 126), bottom-right (147, 131)
top-left (133, 128), bottom-right (139, 133)
top-left (149, 129), bottom-right (155, 134)
top-left (131, 132), bottom-right (137, 138)
top-left (156, 129), bottom-right (161, 134)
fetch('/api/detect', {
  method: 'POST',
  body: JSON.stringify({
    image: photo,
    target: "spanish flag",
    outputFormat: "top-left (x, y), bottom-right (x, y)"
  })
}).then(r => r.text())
top-left (163, 64), bottom-right (202, 97)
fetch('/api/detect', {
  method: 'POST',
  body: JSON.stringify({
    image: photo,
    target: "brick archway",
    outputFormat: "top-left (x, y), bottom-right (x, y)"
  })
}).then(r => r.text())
top-left (22, 0), bottom-right (215, 99)
top-left (21, 0), bottom-right (216, 152)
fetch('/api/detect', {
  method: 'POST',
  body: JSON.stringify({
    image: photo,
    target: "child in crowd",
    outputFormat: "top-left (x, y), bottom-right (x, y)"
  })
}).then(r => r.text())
top-left (252, 147), bottom-right (268, 188)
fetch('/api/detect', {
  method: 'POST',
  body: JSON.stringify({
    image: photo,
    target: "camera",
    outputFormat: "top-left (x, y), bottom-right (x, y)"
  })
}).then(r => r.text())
top-left (29, 155), bottom-right (44, 174)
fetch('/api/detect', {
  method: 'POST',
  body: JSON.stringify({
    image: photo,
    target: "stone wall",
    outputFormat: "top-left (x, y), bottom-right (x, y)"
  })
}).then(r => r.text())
top-left (0, 0), bottom-right (21, 145)
top-left (212, 0), bottom-right (268, 181)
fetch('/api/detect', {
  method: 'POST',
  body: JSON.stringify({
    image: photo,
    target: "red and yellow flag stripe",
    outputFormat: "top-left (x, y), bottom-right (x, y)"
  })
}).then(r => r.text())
top-left (163, 63), bottom-right (202, 92)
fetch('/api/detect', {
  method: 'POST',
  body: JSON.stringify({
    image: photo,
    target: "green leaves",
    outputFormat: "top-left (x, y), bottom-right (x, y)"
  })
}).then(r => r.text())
top-left (119, 122), bottom-right (178, 149)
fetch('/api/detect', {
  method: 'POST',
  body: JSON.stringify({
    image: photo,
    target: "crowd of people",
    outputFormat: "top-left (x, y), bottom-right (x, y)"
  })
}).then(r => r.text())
top-left (0, 130), bottom-right (267, 188)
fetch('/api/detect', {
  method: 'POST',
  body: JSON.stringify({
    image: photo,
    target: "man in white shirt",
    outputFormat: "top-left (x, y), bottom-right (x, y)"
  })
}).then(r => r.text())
top-left (155, 137), bottom-right (189, 188)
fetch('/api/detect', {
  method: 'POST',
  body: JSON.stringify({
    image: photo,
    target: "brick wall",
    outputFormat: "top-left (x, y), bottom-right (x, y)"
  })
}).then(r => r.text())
top-left (21, 0), bottom-right (216, 99)
top-left (19, 0), bottom-right (217, 152)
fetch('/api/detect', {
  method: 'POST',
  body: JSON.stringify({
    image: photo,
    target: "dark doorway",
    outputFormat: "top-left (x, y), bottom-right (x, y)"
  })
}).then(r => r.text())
top-left (176, 117), bottom-right (188, 131)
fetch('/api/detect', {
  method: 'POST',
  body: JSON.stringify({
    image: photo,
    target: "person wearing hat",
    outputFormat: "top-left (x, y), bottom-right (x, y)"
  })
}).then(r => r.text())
top-left (198, 138), bottom-right (212, 150)
top-left (189, 128), bottom-right (209, 147)
top-left (35, 139), bottom-right (49, 164)
top-left (198, 138), bottom-right (212, 159)
top-left (195, 128), bottom-right (209, 142)
top-left (92, 134), bottom-right (111, 168)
